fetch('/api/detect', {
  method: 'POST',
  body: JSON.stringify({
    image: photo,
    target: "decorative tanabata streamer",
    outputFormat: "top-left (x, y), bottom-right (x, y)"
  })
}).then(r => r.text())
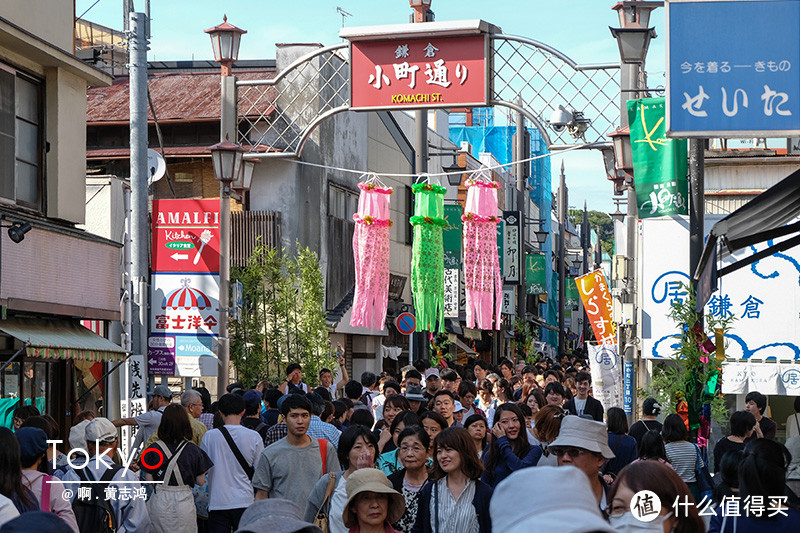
top-left (410, 182), bottom-right (446, 333)
top-left (350, 182), bottom-right (393, 330)
top-left (462, 179), bottom-right (502, 330)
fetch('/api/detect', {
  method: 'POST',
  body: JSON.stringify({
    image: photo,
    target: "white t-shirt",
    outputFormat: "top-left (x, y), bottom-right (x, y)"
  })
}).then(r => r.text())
top-left (200, 424), bottom-right (265, 511)
top-left (326, 383), bottom-right (338, 400)
top-left (0, 494), bottom-right (18, 528)
top-left (574, 397), bottom-right (587, 417)
top-left (328, 475), bottom-right (349, 533)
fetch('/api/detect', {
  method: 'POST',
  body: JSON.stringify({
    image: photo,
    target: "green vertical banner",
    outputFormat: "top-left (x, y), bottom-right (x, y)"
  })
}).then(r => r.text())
top-left (496, 219), bottom-right (504, 273)
top-left (627, 97), bottom-right (689, 218)
top-left (443, 205), bottom-right (462, 269)
top-left (565, 277), bottom-right (580, 308)
top-left (526, 253), bottom-right (546, 295)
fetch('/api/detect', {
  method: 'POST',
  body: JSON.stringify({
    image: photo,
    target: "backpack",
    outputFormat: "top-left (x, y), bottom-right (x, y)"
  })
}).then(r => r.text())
top-left (72, 464), bottom-right (122, 533)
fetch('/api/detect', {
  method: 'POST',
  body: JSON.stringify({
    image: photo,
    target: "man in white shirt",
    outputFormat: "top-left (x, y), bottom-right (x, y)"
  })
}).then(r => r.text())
top-left (200, 393), bottom-right (264, 532)
top-left (563, 372), bottom-right (604, 422)
top-left (111, 384), bottom-right (173, 449)
top-left (278, 363), bottom-right (310, 394)
top-left (318, 346), bottom-right (348, 400)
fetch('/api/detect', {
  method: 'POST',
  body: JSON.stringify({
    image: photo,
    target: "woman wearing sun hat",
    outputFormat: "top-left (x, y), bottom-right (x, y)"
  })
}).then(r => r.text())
top-left (342, 468), bottom-right (406, 533)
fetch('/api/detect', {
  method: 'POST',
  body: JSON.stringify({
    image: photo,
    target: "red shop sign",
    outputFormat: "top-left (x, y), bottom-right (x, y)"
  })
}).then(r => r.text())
top-left (152, 199), bottom-right (220, 273)
top-left (350, 34), bottom-right (489, 111)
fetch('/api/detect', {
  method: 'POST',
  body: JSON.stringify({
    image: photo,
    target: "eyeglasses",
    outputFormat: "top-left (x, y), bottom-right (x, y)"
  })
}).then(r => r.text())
top-left (550, 446), bottom-right (589, 458)
top-left (399, 444), bottom-right (426, 454)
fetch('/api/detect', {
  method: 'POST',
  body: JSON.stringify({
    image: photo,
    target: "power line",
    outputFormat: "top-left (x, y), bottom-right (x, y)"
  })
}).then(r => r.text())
top-left (77, 0), bottom-right (103, 20)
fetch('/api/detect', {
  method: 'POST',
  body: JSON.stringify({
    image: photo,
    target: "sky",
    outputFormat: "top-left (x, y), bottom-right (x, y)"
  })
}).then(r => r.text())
top-left (76, 0), bottom-right (668, 214)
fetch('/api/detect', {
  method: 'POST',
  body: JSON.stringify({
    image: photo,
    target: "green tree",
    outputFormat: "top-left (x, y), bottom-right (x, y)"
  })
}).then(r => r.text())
top-left (230, 242), bottom-right (335, 388)
top-left (643, 284), bottom-right (734, 428)
top-left (568, 209), bottom-right (614, 257)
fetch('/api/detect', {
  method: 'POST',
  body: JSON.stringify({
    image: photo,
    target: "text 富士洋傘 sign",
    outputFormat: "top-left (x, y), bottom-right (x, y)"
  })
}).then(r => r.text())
top-left (350, 34), bottom-right (489, 111)
top-left (667, 0), bottom-right (800, 137)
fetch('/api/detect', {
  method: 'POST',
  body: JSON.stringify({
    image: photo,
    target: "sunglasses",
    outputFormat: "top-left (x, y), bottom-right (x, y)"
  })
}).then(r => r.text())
top-left (550, 446), bottom-right (589, 458)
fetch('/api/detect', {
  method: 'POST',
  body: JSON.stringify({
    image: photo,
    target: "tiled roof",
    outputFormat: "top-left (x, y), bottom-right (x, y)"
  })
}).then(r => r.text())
top-left (87, 70), bottom-right (276, 124)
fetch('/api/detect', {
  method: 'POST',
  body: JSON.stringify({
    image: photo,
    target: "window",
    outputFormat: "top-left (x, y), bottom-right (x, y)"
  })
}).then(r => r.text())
top-left (0, 64), bottom-right (43, 210)
top-left (328, 184), bottom-right (358, 220)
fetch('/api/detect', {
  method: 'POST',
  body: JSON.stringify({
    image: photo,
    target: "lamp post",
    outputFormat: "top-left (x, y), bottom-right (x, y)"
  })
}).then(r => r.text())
top-left (611, 0), bottom-right (662, 422)
top-left (557, 162), bottom-right (567, 356)
top-left (206, 16), bottom-right (246, 399)
top-left (409, 0), bottom-right (432, 23)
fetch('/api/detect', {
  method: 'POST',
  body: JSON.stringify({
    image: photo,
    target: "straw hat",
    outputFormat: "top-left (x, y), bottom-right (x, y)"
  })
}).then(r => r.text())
top-left (342, 469), bottom-right (406, 528)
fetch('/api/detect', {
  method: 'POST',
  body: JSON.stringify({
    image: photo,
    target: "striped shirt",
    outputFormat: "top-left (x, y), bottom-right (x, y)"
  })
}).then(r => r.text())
top-left (665, 441), bottom-right (703, 483)
top-left (431, 477), bottom-right (479, 533)
top-left (307, 415), bottom-right (341, 449)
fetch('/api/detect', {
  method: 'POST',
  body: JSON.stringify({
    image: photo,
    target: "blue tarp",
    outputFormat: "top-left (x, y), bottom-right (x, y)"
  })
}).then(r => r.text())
top-left (450, 125), bottom-right (556, 348)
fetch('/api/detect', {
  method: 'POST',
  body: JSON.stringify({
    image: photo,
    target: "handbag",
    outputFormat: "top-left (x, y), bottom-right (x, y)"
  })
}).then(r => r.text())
top-left (313, 473), bottom-right (337, 533)
top-left (694, 444), bottom-right (714, 500)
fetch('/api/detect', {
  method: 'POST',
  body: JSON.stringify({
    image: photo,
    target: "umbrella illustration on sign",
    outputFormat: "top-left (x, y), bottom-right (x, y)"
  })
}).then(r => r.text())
top-left (162, 278), bottom-right (212, 310)
top-left (194, 229), bottom-right (213, 264)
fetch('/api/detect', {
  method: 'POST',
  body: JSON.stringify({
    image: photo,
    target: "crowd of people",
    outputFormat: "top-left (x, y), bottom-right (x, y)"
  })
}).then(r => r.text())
top-left (1, 352), bottom-right (800, 532)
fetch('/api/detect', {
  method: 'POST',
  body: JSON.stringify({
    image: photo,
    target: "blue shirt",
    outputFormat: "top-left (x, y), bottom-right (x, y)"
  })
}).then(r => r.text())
top-left (306, 415), bottom-right (341, 449)
top-left (481, 436), bottom-right (542, 488)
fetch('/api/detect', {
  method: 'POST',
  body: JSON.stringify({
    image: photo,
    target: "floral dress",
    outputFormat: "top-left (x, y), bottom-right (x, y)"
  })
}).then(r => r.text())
top-left (393, 477), bottom-right (428, 533)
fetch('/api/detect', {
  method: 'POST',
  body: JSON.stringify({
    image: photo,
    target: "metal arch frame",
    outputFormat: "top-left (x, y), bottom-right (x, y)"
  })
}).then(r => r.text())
top-left (236, 31), bottom-right (621, 159)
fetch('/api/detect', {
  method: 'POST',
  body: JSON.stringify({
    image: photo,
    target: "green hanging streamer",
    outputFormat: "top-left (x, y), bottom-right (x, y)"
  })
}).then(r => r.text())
top-left (410, 183), bottom-right (446, 333)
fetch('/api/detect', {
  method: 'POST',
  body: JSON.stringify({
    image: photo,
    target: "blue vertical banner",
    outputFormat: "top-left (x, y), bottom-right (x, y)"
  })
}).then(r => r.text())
top-left (623, 361), bottom-right (634, 415)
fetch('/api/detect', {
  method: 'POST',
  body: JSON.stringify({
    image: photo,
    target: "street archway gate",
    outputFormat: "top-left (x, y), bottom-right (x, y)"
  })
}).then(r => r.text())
top-left (234, 25), bottom-right (621, 157)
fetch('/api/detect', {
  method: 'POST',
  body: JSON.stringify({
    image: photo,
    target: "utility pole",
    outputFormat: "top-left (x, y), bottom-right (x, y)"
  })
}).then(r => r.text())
top-left (129, 12), bottom-right (150, 387)
top-left (688, 138), bottom-right (705, 310)
top-left (557, 162), bottom-right (567, 356)
top-left (515, 108), bottom-right (527, 327)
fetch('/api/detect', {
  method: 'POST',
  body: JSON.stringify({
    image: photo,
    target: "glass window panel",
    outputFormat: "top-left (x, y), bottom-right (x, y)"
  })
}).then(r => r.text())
top-left (32, 362), bottom-right (47, 414)
top-left (15, 160), bottom-right (38, 205)
top-left (0, 134), bottom-right (14, 200)
top-left (0, 361), bottom-right (20, 429)
top-left (15, 118), bottom-right (38, 164)
top-left (15, 76), bottom-right (38, 124)
top-left (0, 70), bottom-right (13, 136)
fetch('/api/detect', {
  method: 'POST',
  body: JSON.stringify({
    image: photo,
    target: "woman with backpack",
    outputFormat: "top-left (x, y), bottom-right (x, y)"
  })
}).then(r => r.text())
top-left (140, 404), bottom-right (213, 533)
top-left (16, 427), bottom-right (79, 532)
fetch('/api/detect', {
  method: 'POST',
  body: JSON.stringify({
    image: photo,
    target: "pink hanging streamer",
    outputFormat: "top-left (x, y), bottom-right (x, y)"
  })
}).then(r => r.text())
top-left (462, 180), bottom-right (502, 330)
top-left (350, 183), bottom-right (392, 330)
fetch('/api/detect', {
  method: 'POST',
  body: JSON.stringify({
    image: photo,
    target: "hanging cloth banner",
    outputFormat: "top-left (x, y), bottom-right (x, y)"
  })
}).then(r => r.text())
top-left (576, 269), bottom-right (616, 344)
top-left (565, 277), bottom-right (580, 308)
top-left (350, 182), bottom-right (393, 330)
top-left (587, 343), bottom-right (623, 414)
top-left (462, 179), bottom-right (502, 330)
top-left (526, 253), bottom-right (546, 295)
top-left (410, 182), bottom-right (446, 333)
top-left (628, 96), bottom-right (689, 219)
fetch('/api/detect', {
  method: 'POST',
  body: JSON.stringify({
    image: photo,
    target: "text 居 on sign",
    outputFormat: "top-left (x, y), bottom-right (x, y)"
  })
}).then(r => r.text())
top-left (576, 269), bottom-right (616, 345)
top-left (349, 33), bottom-right (489, 111)
top-left (667, 0), bottom-right (800, 136)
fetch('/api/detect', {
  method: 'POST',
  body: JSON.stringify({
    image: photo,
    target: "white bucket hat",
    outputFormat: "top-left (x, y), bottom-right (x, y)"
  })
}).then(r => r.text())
top-left (548, 415), bottom-right (615, 459)
top-left (491, 466), bottom-right (615, 533)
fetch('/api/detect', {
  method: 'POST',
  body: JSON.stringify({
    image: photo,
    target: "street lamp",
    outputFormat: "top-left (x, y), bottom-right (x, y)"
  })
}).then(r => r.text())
top-left (208, 17), bottom-right (246, 400)
top-left (609, 27), bottom-right (656, 64)
top-left (409, 0), bottom-right (432, 23)
top-left (204, 15), bottom-right (247, 76)
top-left (608, 126), bottom-right (633, 184)
top-left (209, 140), bottom-right (245, 187)
top-left (234, 158), bottom-right (257, 192)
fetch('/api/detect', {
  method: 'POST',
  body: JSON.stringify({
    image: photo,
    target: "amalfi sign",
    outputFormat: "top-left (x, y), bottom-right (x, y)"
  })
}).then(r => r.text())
top-left (344, 23), bottom-right (491, 111)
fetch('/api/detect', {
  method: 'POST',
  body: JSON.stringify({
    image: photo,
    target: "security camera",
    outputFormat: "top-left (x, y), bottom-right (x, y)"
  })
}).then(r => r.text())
top-left (549, 105), bottom-right (573, 133)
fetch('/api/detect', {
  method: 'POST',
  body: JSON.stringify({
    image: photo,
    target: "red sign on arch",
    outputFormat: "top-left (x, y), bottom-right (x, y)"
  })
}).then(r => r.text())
top-left (350, 34), bottom-right (489, 111)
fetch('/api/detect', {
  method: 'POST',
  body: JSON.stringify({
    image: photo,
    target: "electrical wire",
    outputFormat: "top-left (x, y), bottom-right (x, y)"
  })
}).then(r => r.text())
top-left (286, 142), bottom-right (591, 178)
top-left (77, 0), bottom-right (103, 20)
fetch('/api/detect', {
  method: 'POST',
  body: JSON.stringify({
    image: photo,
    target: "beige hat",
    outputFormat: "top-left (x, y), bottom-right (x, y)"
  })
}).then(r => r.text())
top-left (342, 469), bottom-right (405, 528)
top-left (548, 415), bottom-right (615, 459)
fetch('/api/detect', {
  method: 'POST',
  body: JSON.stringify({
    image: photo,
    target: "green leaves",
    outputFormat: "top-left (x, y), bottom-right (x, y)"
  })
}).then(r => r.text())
top-left (230, 241), bottom-right (335, 388)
